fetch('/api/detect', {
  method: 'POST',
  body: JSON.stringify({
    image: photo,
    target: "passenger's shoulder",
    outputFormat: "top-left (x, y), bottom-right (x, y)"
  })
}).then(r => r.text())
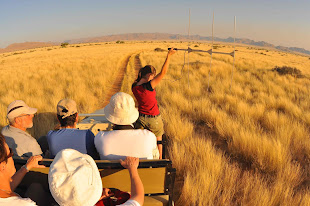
top-left (0, 196), bottom-right (37, 205)
top-left (95, 130), bottom-right (106, 137)
top-left (121, 199), bottom-right (140, 206)
top-left (1, 125), bottom-right (12, 135)
top-left (47, 130), bottom-right (55, 136)
top-left (1, 125), bottom-right (9, 132)
top-left (138, 129), bottom-right (156, 137)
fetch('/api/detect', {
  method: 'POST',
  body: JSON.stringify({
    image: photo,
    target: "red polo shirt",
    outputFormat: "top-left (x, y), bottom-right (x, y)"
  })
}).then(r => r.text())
top-left (132, 81), bottom-right (160, 116)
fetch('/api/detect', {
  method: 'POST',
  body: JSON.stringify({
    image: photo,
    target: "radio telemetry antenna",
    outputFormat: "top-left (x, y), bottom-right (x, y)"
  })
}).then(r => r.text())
top-left (168, 13), bottom-right (237, 91)
top-left (168, 47), bottom-right (234, 57)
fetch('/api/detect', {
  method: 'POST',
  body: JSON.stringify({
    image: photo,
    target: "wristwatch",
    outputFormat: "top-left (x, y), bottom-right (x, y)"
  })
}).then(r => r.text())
top-left (22, 165), bottom-right (29, 172)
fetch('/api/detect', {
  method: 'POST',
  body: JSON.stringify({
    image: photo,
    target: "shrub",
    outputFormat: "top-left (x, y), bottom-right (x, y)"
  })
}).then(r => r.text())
top-left (154, 48), bottom-right (165, 52)
top-left (47, 48), bottom-right (52, 51)
top-left (272, 66), bottom-right (303, 78)
top-left (194, 45), bottom-right (199, 47)
top-left (116, 40), bottom-right (125, 44)
top-left (61, 42), bottom-right (69, 48)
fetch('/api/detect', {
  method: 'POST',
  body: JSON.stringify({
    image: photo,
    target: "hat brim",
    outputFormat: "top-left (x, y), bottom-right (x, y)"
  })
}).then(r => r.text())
top-left (25, 107), bottom-right (37, 114)
top-left (104, 104), bottom-right (139, 125)
top-left (7, 107), bottom-right (37, 121)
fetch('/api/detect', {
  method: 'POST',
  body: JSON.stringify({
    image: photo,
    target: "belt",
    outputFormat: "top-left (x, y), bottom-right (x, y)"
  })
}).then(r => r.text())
top-left (139, 113), bottom-right (160, 118)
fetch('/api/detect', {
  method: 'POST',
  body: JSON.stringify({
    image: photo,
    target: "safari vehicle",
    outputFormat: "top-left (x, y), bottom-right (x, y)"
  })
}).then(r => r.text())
top-left (14, 109), bottom-right (176, 206)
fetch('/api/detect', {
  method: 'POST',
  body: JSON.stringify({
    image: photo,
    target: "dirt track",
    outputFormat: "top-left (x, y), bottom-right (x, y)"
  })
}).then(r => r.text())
top-left (102, 54), bottom-right (132, 107)
top-left (134, 53), bottom-right (142, 75)
top-left (102, 53), bottom-right (142, 107)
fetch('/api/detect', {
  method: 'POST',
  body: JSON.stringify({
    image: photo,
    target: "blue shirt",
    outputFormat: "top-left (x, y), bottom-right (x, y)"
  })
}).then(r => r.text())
top-left (47, 129), bottom-right (99, 159)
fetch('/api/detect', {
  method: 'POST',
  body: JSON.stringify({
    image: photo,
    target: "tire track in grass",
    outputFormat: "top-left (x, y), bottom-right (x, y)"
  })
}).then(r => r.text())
top-left (102, 54), bottom-right (132, 107)
top-left (134, 53), bottom-right (142, 75)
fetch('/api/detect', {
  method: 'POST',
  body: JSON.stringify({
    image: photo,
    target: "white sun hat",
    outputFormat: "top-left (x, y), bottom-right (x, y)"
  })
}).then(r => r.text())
top-left (104, 92), bottom-right (139, 125)
top-left (7, 100), bottom-right (37, 122)
top-left (48, 149), bottom-right (102, 206)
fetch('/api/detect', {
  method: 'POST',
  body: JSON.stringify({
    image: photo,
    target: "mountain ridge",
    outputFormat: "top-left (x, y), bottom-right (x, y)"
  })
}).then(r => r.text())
top-left (1, 33), bottom-right (309, 55)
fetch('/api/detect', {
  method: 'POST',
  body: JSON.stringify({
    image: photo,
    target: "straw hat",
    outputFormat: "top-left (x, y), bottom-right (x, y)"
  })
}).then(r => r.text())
top-left (104, 92), bottom-right (139, 125)
top-left (48, 149), bottom-right (102, 206)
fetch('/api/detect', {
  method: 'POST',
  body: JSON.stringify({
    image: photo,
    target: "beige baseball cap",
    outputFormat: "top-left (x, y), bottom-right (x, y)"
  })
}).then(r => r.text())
top-left (48, 149), bottom-right (102, 206)
top-left (104, 92), bottom-right (139, 125)
top-left (7, 100), bottom-right (37, 122)
top-left (57, 99), bottom-right (78, 119)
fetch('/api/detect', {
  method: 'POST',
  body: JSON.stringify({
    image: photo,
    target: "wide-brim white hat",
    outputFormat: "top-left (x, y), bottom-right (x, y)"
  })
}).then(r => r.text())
top-left (104, 92), bottom-right (139, 125)
top-left (7, 100), bottom-right (37, 121)
top-left (48, 149), bottom-right (102, 206)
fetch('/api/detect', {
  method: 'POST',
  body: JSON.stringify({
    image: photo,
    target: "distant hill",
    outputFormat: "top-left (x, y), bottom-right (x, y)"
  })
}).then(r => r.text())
top-left (0, 42), bottom-right (56, 54)
top-left (67, 33), bottom-right (310, 55)
top-left (1, 34), bottom-right (309, 55)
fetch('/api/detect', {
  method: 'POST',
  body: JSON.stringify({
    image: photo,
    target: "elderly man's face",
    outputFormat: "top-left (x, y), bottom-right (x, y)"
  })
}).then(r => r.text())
top-left (15, 114), bottom-right (34, 128)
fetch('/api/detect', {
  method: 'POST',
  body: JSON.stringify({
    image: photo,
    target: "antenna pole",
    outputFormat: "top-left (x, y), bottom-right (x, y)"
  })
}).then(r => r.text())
top-left (230, 16), bottom-right (236, 92)
top-left (207, 11), bottom-right (214, 91)
top-left (187, 8), bottom-right (191, 88)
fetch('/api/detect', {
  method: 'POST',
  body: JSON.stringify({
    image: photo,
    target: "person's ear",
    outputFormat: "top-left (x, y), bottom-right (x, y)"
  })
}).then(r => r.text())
top-left (56, 115), bottom-right (61, 124)
top-left (75, 113), bottom-right (79, 123)
top-left (14, 117), bottom-right (21, 125)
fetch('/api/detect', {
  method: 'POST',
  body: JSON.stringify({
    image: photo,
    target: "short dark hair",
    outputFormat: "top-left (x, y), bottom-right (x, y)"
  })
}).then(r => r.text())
top-left (57, 113), bottom-right (78, 127)
top-left (0, 133), bottom-right (8, 163)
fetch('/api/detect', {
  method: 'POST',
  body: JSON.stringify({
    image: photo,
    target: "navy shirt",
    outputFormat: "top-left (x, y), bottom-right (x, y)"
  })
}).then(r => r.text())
top-left (47, 129), bottom-right (99, 159)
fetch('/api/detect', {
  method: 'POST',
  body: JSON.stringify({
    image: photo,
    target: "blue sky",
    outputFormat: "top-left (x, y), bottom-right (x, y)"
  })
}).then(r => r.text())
top-left (1, 0), bottom-right (310, 50)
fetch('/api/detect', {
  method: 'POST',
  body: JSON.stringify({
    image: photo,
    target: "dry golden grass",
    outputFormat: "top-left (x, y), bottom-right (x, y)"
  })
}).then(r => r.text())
top-left (1, 41), bottom-right (310, 205)
top-left (138, 43), bottom-right (310, 205)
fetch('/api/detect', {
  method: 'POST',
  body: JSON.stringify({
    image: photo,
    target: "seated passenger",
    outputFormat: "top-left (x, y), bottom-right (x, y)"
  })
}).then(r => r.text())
top-left (0, 133), bottom-right (47, 205)
top-left (95, 92), bottom-right (159, 160)
top-left (47, 99), bottom-right (99, 159)
top-left (49, 149), bottom-right (143, 206)
top-left (2, 100), bottom-right (42, 157)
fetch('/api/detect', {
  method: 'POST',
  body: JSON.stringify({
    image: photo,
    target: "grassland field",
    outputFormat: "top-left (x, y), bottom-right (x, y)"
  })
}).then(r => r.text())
top-left (1, 41), bottom-right (310, 205)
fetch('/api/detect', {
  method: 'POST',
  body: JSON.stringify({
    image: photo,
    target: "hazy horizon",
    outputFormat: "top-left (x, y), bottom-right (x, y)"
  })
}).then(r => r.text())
top-left (1, 0), bottom-right (310, 50)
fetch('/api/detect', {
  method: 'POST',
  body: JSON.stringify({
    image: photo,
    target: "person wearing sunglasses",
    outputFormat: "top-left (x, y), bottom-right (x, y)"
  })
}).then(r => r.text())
top-left (1, 100), bottom-right (43, 158)
top-left (0, 134), bottom-right (46, 205)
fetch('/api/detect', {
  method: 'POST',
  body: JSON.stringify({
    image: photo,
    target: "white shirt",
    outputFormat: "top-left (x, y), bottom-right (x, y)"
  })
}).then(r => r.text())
top-left (95, 129), bottom-right (159, 160)
top-left (0, 196), bottom-right (37, 206)
top-left (120, 199), bottom-right (140, 206)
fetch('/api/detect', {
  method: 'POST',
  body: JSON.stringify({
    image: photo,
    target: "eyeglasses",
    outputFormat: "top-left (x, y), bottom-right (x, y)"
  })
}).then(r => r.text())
top-left (16, 114), bottom-right (31, 118)
top-left (7, 148), bottom-right (13, 160)
top-left (1, 148), bottom-right (13, 163)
